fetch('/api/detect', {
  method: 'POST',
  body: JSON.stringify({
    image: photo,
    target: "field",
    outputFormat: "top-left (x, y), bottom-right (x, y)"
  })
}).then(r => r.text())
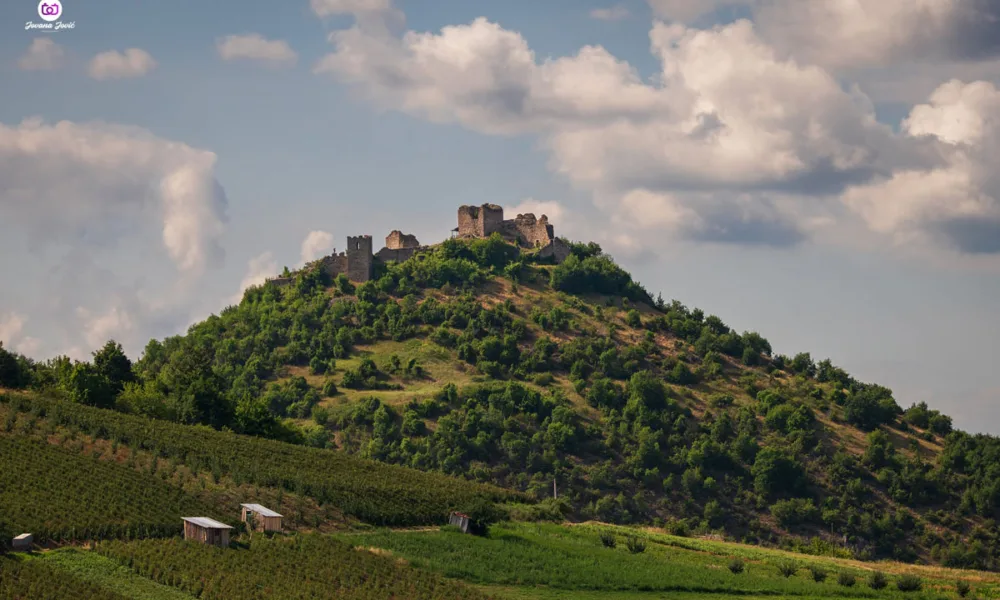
top-left (94, 535), bottom-right (491, 600)
top-left (338, 522), bottom-right (1000, 600)
top-left (0, 435), bottom-right (220, 543)
top-left (0, 391), bottom-right (522, 527)
top-left (0, 556), bottom-right (130, 600)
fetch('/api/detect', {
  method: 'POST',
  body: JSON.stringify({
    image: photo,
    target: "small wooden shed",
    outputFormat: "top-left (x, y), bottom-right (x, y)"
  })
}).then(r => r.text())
top-left (449, 511), bottom-right (471, 534)
top-left (182, 517), bottom-right (232, 547)
top-left (240, 503), bottom-right (283, 532)
top-left (11, 534), bottom-right (33, 551)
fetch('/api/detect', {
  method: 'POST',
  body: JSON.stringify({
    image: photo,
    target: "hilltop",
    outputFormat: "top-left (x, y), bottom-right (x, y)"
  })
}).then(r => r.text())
top-left (3, 211), bottom-right (1000, 572)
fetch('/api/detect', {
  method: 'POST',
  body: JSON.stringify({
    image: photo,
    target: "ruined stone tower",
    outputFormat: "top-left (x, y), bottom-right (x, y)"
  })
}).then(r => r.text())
top-left (346, 235), bottom-right (373, 282)
top-left (458, 204), bottom-right (504, 238)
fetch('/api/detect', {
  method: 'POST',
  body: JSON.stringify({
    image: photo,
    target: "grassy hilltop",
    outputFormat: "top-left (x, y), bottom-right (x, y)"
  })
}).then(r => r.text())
top-left (4, 233), bottom-right (1000, 579)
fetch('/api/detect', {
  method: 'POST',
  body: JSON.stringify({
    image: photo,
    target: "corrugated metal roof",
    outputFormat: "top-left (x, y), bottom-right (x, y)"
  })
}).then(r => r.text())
top-left (241, 503), bottom-right (283, 518)
top-left (182, 517), bottom-right (232, 529)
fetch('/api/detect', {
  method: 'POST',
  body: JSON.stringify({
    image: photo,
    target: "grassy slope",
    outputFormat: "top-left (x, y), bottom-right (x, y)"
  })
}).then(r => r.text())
top-left (341, 522), bottom-right (996, 600)
top-left (39, 549), bottom-right (196, 600)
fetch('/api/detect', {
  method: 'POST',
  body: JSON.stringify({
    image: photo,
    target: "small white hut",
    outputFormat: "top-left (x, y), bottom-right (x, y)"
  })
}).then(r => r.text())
top-left (182, 517), bottom-right (232, 547)
top-left (11, 534), bottom-right (33, 551)
top-left (240, 503), bottom-right (283, 532)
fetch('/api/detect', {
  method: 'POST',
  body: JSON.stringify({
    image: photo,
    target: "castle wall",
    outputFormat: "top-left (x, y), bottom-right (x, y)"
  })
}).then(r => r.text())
top-left (538, 238), bottom-right (571, 263)
top-left (512, 213), bottom-right (554, 247)
top-left (346, 235), bottom-right (373, 282)
top-left (385, 230), bottom-right (420, 250)
top-left (376, 246), bottom-right (421, 263)
top-left (318, 254), bottom-right (349, 279)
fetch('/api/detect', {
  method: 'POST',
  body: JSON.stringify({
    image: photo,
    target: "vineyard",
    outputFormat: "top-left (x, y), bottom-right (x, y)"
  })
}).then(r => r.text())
top-left (0, 436), bottom-right (221, 543)
top-left (96, 535), bottom-right (492, 600)
top-left (0, 392), bottom-right (522, 526)
top-left (0, 557), bottom-right (130, 600)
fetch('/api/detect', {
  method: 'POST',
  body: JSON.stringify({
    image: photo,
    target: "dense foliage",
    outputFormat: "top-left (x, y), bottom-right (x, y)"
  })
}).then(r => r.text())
top-left (2, 235), bottom-right (998, 568)
top-left (0, 558), bottom-right (130, 600)
top-left (97, 535), bottom-right (490, 600)
top-left (0, 435), bottom-right (218, 544)
top-left (0, 393), bottom-right (519, 527)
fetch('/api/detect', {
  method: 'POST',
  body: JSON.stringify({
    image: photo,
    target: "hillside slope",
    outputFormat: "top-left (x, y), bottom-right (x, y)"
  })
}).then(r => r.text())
top-left (3, 235), bottom-right (1000, 568)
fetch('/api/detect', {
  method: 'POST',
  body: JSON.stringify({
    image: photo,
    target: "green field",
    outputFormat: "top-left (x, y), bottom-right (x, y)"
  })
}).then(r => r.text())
top-left (0, 435), bottom-right (220, 543)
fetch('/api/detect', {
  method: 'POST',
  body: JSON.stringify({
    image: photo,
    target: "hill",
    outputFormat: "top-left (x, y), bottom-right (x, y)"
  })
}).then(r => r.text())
top-left (2, 234), bottom-right (1000, 569)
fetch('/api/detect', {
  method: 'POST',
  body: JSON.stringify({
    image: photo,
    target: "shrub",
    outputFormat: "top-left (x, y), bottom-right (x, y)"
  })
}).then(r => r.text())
top-left (599, 531), bottom-right (616, 548)
top-left (837, 572), bottom-right (856, 587)
top-left (322, 379), bottom-right (338, 397)
top-left (867, 571), bottom-right (887, 590)
top-left (808, 565), bottom-right (827, 582)
top-left (776, 561), bottom-right (798, 578)
top-left (728, 558), bottom-right (745, 574)
top-left (532, 372), bottom-right (554, 387)
top-left (956, 580), bottom-right (971, 597)
top-left (895, 574), bottom-right (921, 592)
top-left (625, 536), bottom-right (646, 554)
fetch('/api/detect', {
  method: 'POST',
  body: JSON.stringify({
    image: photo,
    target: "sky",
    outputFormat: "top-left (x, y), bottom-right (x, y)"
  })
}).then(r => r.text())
top-left (1, 0), bottom-right (999, 432)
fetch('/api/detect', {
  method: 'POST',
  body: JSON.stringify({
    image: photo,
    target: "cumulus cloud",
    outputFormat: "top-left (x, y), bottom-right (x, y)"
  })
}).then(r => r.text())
top-left (647, 0), bottom-right (742, 22)
top-left (0, 313), bottom-right (42, 358)
top-left (300, 230), bottom-right (335, 263)
top-left (18, 38), bottom-right (65, 71)
top-left (88, 48), bottom-right (157, 80)
top-left (0, 118), bottom-right (228, 274)
top-left (842, 80), bottom-right (1000, 254)
top-left (217, 34), bottom-right (297, 66)
top-left (590, 5), bottom-right (630, 21)
top-left (316, 13), bottom-right (913, 247)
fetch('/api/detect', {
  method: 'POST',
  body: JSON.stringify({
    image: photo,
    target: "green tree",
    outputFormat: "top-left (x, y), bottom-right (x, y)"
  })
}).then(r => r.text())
top-left (752, 447), bottom-right (807, 498)
top-left (92, 340), bottom-right (135, 395)
top-left (65, 362), bottom-right (114, 408)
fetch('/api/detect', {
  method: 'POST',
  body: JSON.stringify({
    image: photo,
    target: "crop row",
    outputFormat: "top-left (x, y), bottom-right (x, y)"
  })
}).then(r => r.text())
top-left (0, 558), bottom-right (129, 600)
top-left (97, 535), bottom-right (491, 600)
top-left (0, 436), bottom-right (221, 543)
top-left (0, 392), bottom-right (522, 526)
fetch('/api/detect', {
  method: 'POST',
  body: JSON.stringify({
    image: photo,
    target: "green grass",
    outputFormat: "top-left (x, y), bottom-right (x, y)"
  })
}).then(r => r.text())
top-left (339, 522), bottom-right (979, 600)
top-left (39, 549), bottom-right (195, 600)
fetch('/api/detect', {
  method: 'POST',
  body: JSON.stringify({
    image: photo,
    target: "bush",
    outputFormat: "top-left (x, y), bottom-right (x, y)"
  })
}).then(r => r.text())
top-left (776, 561), bottom-right (798, 578)
top-left (895, 574), bottom-right (921, 592)
top-left (808, 565), bottom-right (827, 582)
top-left (322, 379), bottom-right (338, 397)
top-left (956, 580), bottom-right (971, 597)
top-left (867, 571), bottom-right (887, 590)
top-left (599, 531), bottom-right (616, 548)
top-left (532, 372), bottom-right (554, 387)
top-left (837, 572), bottom-right (856, 587)
top-left (728, 558), bottom-right (745, 574)
top-left (625, 536), bottom-right (646, 554)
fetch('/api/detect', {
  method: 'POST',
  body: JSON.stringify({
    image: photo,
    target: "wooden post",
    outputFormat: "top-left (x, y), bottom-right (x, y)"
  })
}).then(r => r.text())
top-left (553, 479), bottom-right (557, 499)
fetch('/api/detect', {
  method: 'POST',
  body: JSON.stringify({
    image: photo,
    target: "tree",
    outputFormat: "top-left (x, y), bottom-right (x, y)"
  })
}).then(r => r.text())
top-left (752, 447), bottom-right (807, 498)
top-left (92, 340), bottom-right (135, 395)
top-left (0, 342), bottom-right (28, 389)
top-left (65, 362), bottom-right (114, 408)
top-left (844, 385), bottom-right (899, 431)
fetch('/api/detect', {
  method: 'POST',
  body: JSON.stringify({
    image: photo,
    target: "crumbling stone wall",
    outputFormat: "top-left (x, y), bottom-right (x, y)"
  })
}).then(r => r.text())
top-left (385, 230), bottom-right (420, 250)
top-left (512, 213), bottom-right (554, 247)
top-left (376, 246), bottom-right (420, 263)
top-left (318, 253), bottom-right (349, 279)
top-left (538, 237), bottom-right (571, 263)
top-left (346, 235), bottom-right (373, 282)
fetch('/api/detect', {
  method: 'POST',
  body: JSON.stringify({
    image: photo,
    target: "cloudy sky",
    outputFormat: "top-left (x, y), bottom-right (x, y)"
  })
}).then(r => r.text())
top-left (1, 0), bottom-right (999, 431)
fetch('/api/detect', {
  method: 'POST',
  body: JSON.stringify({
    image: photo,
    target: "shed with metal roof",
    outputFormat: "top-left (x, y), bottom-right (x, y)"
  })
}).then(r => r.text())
top-left (182, 517), bottom-right (232, 547)
top-left (240, 503), bottom-right (283, 533)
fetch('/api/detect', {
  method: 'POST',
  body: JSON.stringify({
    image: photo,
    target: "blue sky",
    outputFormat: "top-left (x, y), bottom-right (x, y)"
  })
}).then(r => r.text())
top-left (1, 0), bottom-right (999, 432)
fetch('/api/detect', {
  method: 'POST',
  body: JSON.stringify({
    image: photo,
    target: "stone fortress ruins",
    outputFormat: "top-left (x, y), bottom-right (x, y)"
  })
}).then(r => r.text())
top-left (269, 204), bottom-right (570, 286)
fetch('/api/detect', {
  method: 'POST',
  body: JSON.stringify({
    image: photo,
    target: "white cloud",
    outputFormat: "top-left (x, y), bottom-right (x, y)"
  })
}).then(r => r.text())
top-left (228, 252), bottom-right (279, 306)
top-left (18, 38), bottom-right (65, 71)
top-left (0, 313), bottom-right (42, 358)
top-left (300, 230), bottom-right (335, 263)
top-left (88, 48), bottom-right (157, 80)
top-left (842, 80), bottom-right (1000, 254)
top-left (590, 5), bottom-right (630, 21)
top-left (217, 34), bottom-right (297, 66)
top-left (76, 304), bottom-right (135, 350)
top-left (0, 118), bottom-right (228, 274)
